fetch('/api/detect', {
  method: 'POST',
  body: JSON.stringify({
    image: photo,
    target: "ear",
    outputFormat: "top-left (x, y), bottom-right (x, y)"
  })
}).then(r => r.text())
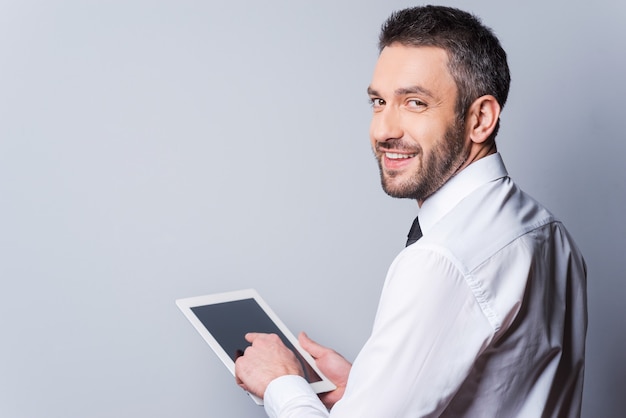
top-left (466, 95), bottom-right (501, 144)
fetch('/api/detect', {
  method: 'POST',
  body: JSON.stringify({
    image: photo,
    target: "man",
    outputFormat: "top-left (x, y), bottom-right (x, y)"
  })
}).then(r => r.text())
top-left (235, 5), bottom-right (587, 417)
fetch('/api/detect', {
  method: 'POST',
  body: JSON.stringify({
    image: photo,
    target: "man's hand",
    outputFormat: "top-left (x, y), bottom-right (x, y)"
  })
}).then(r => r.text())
top-left (299, 332), bottom-right (352, 409)
top-left (234, 333), bottom-right (304, 398)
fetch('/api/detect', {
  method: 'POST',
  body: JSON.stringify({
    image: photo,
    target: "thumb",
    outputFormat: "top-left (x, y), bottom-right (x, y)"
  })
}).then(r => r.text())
top-left (299, 332), bottom-right (327, 359)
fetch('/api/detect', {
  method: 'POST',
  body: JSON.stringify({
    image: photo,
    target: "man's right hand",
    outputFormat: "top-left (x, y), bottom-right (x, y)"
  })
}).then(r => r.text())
top-left (299, 332), bottom-right (352, 410)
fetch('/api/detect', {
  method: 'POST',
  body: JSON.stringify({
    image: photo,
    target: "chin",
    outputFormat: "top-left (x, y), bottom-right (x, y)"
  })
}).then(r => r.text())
top-left (381, 179), bottom-right (415, 200)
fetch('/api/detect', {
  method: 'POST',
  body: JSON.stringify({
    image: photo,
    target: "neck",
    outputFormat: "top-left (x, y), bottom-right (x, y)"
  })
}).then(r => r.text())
top-left (417, 142), bottom-right (497, 208)
top-left (455, 141), bottom-right (497, 176)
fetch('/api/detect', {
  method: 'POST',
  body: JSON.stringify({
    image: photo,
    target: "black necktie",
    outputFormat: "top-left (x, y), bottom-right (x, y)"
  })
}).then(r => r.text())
top-left (406, 216), bottom-right (422, 247)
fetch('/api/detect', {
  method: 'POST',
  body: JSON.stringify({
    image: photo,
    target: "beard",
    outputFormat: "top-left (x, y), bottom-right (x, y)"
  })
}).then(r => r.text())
top-left (374, 117), bottom-right (466, 201)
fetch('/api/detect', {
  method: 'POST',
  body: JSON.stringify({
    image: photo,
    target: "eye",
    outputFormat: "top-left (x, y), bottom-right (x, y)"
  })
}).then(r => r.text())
top-left (369, 97), bottom-right (386, 109)
top-left (406, 99), bottom-right (427, 109)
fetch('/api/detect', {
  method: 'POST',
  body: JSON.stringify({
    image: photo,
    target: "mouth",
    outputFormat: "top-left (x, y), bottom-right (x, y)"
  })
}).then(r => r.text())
top-left (385, 152), bottom-right (418, 160)
top-left (381, 151), bottom-right (419, 172)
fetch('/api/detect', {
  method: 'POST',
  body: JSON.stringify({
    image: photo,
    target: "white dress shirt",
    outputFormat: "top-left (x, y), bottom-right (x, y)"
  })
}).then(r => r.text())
top-left (264, 153), bottom-right (587, 417)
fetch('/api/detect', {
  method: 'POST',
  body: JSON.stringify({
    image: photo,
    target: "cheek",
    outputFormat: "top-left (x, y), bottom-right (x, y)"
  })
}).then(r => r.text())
top-left (406, 121), bottom-right (448, 150)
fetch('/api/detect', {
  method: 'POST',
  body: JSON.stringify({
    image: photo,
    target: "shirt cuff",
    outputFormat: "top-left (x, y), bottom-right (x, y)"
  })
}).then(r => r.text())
top-left (263, 375), bottom-right (328, 418)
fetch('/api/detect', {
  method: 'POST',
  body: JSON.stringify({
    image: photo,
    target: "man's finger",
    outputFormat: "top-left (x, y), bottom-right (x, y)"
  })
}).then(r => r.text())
top-left (299, 332), bottom-right (326, 358)
top-left (244, 332), bottom-right (262, 343)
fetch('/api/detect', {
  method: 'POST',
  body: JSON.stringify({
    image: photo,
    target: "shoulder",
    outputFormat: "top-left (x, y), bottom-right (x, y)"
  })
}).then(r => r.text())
top-left (423, 176), bottom-right (557, 273)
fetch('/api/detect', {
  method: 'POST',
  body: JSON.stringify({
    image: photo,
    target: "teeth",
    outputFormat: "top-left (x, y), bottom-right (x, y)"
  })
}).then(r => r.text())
top-left (386, 152), bottom-right (416, 159)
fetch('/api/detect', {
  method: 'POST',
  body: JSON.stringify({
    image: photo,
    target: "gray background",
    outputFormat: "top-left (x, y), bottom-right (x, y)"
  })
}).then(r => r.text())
top-left (1, 0), bottom-right (624, 417)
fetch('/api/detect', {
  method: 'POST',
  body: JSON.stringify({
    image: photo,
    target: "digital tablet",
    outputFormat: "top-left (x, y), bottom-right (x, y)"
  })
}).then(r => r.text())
top-left (176, 289), bottom-right (336, 405)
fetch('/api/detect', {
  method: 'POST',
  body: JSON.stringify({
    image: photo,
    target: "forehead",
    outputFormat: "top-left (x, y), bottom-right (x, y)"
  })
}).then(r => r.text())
top-left (370, 44), bottom-right (457, 100)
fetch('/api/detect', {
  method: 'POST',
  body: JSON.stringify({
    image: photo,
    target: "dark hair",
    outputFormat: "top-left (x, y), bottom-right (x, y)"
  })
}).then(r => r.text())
top-left (379, 5), bottom-right (510, 139)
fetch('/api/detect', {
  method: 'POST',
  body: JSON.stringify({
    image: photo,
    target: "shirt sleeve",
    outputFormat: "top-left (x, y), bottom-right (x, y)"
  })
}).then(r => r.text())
top-left (264, 375), bottom-right (329, 418)
top-left (329, 246), bottom-right (496, 417)
top-left (265, 246), bottom-right (496, 417)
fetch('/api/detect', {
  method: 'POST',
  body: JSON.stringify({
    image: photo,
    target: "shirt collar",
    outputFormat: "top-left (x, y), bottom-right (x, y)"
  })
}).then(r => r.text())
top-left (418, 153), bottom-right (508, 236)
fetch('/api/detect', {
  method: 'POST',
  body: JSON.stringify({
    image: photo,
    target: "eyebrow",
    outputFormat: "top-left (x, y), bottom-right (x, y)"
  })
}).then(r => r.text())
top-left (367, 85), bottom-right (435, 99)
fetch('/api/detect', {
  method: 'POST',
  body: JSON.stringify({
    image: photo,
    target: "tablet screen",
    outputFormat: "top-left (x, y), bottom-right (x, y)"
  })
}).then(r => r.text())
top-left (190, 298), bottom-right (322, 383)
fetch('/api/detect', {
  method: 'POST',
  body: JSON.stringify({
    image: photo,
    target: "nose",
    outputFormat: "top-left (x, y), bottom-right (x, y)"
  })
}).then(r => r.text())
top-left (370, 107), bottom-right (404, 144)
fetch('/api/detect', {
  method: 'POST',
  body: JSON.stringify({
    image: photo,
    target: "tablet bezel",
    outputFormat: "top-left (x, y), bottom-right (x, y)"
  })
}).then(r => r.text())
top-left (176, 288), bottom-right (336, 405)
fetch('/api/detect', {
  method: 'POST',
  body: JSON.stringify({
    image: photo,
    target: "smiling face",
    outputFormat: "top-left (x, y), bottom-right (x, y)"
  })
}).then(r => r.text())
top-left (368, 44), bottom-right (470, 203)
